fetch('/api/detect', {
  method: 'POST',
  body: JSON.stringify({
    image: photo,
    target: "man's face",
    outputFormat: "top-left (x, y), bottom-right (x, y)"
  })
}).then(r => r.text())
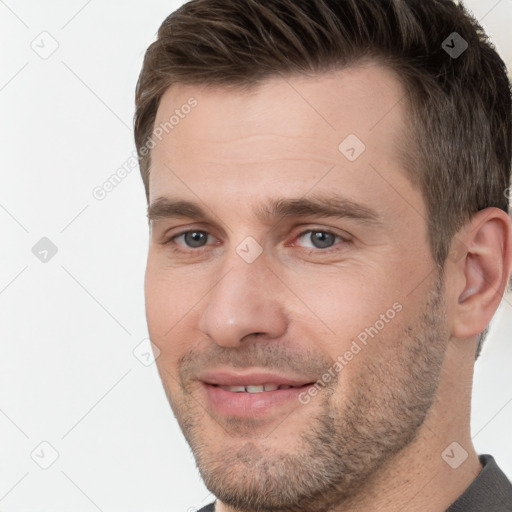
top-left (145, 64), bottom-right (450, 511)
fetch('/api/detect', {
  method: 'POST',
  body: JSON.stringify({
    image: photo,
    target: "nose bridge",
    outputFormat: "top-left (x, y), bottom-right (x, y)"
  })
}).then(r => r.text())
top-left (198, 248), bottom-right (287, 347)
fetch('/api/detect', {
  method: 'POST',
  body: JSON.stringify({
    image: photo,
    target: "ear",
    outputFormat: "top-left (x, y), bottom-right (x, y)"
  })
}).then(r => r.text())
top-left (450, 207), bottom-right (512, 339)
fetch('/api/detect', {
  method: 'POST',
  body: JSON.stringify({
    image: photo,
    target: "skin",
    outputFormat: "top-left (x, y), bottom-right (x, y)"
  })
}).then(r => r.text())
top-left (144, 63), bottom-right (512, 512)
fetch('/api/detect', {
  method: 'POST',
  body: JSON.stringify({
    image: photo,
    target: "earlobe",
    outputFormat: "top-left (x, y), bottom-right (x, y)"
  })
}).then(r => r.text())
top-left (451, 208), bottom-right (512, 339)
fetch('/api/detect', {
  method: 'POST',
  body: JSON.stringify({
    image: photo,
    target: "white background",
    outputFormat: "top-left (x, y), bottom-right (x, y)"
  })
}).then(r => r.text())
top-left (0, 1), bottom-right (511, 511)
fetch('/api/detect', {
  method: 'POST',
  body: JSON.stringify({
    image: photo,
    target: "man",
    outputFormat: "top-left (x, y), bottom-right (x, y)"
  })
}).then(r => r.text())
top-left (134, 0), bottom-right (512, 510)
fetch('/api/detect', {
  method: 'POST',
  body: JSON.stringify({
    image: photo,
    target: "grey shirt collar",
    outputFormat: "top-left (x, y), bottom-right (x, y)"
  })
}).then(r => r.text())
top-left (446, 454), bottom-right (512, 511)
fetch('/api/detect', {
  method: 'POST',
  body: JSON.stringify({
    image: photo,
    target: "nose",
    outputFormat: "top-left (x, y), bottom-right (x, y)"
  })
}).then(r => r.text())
top-left (198, 251), bottom-right (288, 348)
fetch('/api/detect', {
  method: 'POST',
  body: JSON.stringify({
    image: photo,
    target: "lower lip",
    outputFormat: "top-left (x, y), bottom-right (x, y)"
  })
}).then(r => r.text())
top-left (202, 383), bottom-right (313, 418)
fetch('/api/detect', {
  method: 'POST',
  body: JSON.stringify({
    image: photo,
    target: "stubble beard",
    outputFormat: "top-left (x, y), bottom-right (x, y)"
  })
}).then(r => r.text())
top-left (163, 273), bottom-right (448, 512)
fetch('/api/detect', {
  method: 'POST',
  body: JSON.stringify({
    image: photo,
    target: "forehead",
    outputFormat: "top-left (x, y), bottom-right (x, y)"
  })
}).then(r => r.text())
top-left (149, 63), bottom-right (415, 210)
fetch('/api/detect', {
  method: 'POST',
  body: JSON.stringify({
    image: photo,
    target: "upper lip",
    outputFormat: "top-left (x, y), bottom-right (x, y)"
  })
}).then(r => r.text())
top-left (199, 369), bottom-right (316, 387)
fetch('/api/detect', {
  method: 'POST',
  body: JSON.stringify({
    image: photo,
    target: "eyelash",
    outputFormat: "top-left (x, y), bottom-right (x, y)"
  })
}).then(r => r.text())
top-left (163, 228), bottom-right (351, 255)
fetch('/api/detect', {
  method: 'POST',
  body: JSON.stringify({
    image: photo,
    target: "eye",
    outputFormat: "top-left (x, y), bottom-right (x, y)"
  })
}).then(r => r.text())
top-left (171, 230), bottom-right (214, 249)
top-left (294, 229), bottom-right (347, 250)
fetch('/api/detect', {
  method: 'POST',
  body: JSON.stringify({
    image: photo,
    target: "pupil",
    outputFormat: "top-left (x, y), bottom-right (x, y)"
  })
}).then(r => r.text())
top-left (185, 231), bottom-right (207, 247)
top-left (311, 231), bottom-right (334, 249)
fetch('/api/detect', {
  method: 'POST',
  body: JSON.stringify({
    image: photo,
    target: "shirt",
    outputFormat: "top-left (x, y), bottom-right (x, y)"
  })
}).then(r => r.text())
top-left (446, 454), bottom-right (512, 511)
top-left (196, 454), bottom-right (512, 512)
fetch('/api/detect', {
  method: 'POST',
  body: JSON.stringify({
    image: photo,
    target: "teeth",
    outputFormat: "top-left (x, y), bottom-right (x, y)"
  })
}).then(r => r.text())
top-left (220, 385), bottom-right (246, 392)
top-left (246, 385), bottom-right (265, 393)
top-left (219, 383), bottom-right (293, 393)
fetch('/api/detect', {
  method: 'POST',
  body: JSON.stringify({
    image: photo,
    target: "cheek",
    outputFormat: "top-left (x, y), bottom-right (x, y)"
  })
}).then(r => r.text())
top-left (288, 266), bottom-right (404, 352)
top-left (145, 268), bottom-right (172, 336)
top-left (144, 262), bottom-right (198, 347)
top-left (145, 275), bottom-right (194, 386)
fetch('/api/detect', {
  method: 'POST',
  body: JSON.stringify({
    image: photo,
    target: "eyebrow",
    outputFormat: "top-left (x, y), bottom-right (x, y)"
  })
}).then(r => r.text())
top-left (147, 194), bottom-right (383, 227)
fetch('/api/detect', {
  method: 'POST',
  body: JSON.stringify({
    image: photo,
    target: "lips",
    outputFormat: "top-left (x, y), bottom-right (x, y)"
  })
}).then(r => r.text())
top-left (198, 369), bottom-right (315, 388)
top-left (198, 369), bottom-right (317, 418)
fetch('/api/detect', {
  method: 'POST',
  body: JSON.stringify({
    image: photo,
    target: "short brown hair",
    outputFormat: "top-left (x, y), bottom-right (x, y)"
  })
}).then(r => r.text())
top-left (134, 0), bottom-right (512, 355)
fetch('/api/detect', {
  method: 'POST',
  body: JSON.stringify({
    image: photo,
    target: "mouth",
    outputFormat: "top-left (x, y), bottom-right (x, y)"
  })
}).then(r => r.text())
top-left (202, 382), bottom-right (315, 418)
top-left (214, 383), bottom-right (305, 393)
top-left (198, 369), bottom-right (317, 418)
